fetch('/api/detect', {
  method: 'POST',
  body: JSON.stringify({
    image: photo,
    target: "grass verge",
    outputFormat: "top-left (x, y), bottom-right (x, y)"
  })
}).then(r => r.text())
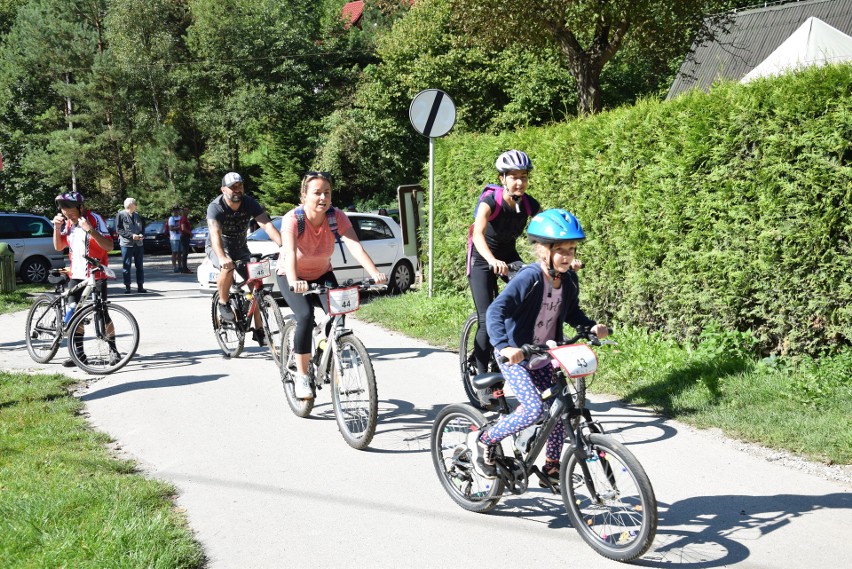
top-left (0, 371), bottom-right (204, 568)
top-left (0, 284), bottom-right (50, 315)
top-left (358, 290), bottom-right (852, 465)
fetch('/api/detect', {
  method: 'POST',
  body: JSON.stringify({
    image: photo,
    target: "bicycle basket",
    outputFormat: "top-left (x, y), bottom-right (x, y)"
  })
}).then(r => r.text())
top-left (246, 259), bottom-right (271, 280)
top-left (548, 344), bottom-right (598, 378)
top-left (327, 286), bottom-right (360, 315)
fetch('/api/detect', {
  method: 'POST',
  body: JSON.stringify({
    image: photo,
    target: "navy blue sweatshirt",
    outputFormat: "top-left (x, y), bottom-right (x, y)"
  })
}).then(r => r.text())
top-left (486, 263), bottom-right (596, 351)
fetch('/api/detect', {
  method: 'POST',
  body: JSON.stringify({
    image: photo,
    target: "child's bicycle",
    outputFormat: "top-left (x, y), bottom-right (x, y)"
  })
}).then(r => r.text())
top-left (432, 327), bottom-right (657, 562)
top-left (25, 257), bottom-right (140, 374)
top-left (210, 252), bottom-right (287, 364)
top-left (279, 279), bottom-right (385, 449)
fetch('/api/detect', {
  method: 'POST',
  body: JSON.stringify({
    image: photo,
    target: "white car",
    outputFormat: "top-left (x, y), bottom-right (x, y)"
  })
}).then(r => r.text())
top-left (197, 212), bottom-right (418, 296)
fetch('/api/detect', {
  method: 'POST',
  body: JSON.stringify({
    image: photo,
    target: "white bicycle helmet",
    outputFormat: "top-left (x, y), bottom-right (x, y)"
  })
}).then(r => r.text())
top-left (495, 150), bottom-right (533, 174)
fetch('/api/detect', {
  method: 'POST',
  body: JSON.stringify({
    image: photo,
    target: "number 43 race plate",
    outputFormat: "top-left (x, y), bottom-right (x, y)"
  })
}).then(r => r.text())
top-left (548, 344), bottom-right (598, 378)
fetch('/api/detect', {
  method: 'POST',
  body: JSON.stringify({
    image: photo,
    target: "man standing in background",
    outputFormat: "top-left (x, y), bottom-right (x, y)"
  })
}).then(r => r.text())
top-left (179, 206), bottom-right (192, 273)
top-left (115, 198), bottom-right (146, 294)
top-left (167, 205), bottom-right (183, 273)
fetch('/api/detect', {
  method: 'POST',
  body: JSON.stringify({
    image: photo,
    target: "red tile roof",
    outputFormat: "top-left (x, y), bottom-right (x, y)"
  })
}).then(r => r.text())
top-left (342, 1), bottom-right (364, 29)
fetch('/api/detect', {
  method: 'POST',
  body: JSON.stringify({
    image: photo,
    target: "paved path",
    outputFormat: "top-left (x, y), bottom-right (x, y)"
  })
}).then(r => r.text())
top-left (1, 257), bottom-right (850, 568)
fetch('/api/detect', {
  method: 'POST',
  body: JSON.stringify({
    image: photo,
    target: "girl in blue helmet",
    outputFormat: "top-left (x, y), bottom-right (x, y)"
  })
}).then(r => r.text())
top-left (467, 209), bottom-right (609, 482)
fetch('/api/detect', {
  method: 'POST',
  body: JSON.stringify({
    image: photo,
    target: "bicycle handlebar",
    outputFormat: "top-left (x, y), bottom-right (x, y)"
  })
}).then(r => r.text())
top-left (289, 279), bottom-right (387, 294)
top-left (497, 326), bottom-right (615, 363)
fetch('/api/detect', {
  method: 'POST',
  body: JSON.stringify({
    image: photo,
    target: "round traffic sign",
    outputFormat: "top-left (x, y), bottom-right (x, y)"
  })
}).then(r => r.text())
top-left (409, 89), bottom-right (456, 138)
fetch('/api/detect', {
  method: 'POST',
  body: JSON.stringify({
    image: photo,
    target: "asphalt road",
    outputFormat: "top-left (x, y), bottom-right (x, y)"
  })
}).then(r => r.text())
top-left (2, 254), bottom-right (850, 568)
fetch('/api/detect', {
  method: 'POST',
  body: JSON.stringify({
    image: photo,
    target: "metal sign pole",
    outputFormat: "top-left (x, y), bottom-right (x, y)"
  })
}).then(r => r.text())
top-left (428, 137), bottom-right (435, 297)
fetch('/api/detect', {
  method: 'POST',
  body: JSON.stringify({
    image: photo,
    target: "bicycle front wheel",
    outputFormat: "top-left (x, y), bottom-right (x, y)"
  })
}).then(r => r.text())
top-left (211, 292), bottom-right (244, 358)
top-left (331, 334), bottom-right (378, 449)
top-left (25, 294), bottom-right (63, 363)
top-left (261, 294), bottom-right (286, 365)
top-left (280, 320), bottom-right (314, 417)
top-left (430, 404), bottom-right (504, 513)
top-left (560, 434), bottom-right (657, 562)
top-left (67, 303), bottom-right (140, 375)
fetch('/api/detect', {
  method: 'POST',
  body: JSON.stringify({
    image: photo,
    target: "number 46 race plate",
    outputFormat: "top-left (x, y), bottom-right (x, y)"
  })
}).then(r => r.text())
top-left (548, 344), bottom-right (598, 378)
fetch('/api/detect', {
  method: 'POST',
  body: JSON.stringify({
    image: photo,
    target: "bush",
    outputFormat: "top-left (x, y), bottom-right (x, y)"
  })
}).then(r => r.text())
top-left (428, 64), bottom-right (852, 356)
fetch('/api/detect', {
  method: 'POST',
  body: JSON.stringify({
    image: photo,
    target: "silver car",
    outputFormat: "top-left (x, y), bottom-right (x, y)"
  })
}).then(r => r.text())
top-left (197, 212), bottom-right (418, 295)
top-left (0, 212), bottom-right (66, 283)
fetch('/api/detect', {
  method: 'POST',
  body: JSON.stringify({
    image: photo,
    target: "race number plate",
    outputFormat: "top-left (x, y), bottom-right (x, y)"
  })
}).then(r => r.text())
top-left (548, 344), bottom-right (598, 378)
top-left (328, 286), bottom-right (360, 315)
top-left (246, 259), bottom-right (271, 280)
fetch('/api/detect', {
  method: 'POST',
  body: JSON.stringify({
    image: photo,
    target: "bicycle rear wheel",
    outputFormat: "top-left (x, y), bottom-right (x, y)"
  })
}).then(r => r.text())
top-left (25, 294), bottom-right (63, 363)
top-left (261, 294), bottom-right (286, 365)
top-left (331, 334), bottom-right (378, 449)
top-left (280, 320), bottom-right (315, 417)
top-left (211, 292), bottom-right (244, 358)
top-left (560, 433), bottom-right (657, 562)
top-left (67, 303), bottom-right (139, 375)
top-left (430, 404), bottom-right (504, 513)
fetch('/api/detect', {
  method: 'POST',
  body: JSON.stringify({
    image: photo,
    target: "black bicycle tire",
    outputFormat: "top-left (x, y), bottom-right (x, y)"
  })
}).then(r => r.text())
top-left (430, 404), bottom-right (504, 513)
top-left (211, 292), bottom-right (244, 358)
top-left (459, 312), bottom-right (487, 409)
top-left (330, 334), bottom-right (378, 449)
top-left (25, 294), bottom-right (63, 363)
top-left (280, 320), bottom-right (315, 417)
top-left (560, 433), bottom-right (657, 562)
top-left (67, 303), bottom-right (140, 375)
top-left (261, 294), bottom-right (286, 365)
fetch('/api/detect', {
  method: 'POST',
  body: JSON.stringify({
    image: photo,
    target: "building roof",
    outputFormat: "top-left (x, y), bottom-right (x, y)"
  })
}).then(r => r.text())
top-left (342, 1), bottom-right (364, 29)
top-left (667, 0), bottom-right (852, 98)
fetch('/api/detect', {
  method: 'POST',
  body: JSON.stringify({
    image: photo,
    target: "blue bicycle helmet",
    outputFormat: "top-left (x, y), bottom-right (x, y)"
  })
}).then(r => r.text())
top-left (495, 150), bottom-right (533, 174)
top-left (527, 209), bottom-right (585, 244)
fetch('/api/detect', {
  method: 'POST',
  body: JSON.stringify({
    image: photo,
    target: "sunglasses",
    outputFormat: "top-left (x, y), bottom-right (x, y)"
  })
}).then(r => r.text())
top-left (304, 171), bottom-right (332, 182)
top-left (57, 201), bottom-right (78, 209)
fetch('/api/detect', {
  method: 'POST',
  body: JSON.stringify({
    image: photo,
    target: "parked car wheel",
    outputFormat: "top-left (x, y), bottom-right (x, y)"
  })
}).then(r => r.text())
top-left (21, 256), bottom-right (50, 283)
top-left (389, 259), bottom-right (414, 294)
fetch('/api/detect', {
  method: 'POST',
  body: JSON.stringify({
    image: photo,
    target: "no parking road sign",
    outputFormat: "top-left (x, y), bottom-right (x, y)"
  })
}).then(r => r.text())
top-left (409, 89), bottom-right (456, 138)
top-left (408, 89), bottom-right (457, 298)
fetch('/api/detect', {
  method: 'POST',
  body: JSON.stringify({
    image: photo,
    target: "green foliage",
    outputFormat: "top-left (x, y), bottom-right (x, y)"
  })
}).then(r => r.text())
top-left (786, 349), bottom-right (852, 408)
top-left (430, 64), bottom-right (852, 356)
top-left (694, 320), bottom-right (758, 361)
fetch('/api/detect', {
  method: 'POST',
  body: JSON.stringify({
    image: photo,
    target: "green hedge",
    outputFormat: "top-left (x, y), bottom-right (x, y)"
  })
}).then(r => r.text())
top-left (429, 63), bottom-right (852, 356)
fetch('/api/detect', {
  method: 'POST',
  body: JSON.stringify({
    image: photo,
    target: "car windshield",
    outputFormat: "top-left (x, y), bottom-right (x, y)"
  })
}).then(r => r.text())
top-left (192, 223), bottom-right (207, 236)
top-left (145, 221), bottom-right (164, 234)
top-left (247, 217), bottom-right (282, 241)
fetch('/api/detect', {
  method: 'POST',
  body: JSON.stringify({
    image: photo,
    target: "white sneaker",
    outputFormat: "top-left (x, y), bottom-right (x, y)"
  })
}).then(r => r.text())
top-left (293, 373), bottom-right (313, 400)
top-left (466, 430), bottom-right (497, 479)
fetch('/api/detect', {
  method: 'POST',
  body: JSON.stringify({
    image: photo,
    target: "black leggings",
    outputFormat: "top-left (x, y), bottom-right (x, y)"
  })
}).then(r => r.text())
top-left (277, 271), bottom-right (338, 354)
top-left (468, 263), bottom-right (502, 375)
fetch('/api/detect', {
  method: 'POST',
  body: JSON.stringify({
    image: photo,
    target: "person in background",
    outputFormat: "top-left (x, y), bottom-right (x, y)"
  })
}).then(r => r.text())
top-left (167, 205), bottom-right (183, 273)
top-left (115, 198), bottom-right (146, 293)
top-left (179, 206), bottom-right (192, 274)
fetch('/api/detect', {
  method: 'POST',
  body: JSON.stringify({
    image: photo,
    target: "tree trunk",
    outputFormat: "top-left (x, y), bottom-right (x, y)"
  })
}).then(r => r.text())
top-left (568, 57), bottom-right (603, 115)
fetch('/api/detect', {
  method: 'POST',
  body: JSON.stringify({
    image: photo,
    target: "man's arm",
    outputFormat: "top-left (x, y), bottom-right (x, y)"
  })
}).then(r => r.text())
top-left (256, 213), bottom-right (281, 247)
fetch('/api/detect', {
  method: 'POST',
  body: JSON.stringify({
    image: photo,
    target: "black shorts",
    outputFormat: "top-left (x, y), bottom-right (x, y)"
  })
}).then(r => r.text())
top-left (206, 245), bottom-right (252, 279)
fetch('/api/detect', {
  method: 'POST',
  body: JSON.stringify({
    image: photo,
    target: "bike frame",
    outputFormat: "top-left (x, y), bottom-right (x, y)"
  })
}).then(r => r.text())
top-left (486, 337), bottom-right (610, 498)
top-left (228, 255), bottom-right (277, 332)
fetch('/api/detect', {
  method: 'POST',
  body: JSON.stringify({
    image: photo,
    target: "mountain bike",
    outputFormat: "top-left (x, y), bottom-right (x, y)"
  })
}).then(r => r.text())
top-left (279, 280), bottom-right (385, 449)
top-left (432, 328), bottom-right (657, 562)
top-left (210, 252), bottom-right (287, 364)
top-left (460, 260), bottom-right (524, 409)
top-left (25, 257), bottom-right (140, 374)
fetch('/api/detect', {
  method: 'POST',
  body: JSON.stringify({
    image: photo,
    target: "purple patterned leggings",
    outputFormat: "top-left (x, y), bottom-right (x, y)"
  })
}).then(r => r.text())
top-left (479, 353), bottom-right (565, 463)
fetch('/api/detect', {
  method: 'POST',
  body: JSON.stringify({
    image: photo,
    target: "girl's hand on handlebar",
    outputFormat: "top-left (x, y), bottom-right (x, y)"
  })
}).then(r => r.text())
top-left (499, 346), bottom-right (524, 365)
top-left (591, 323), bottom-right (609, 339)
top-left (489, 260), bottom-right (509, 276)
top-left (370, 271), bottom-right (388, 284)
top-left (291, 280), bottom-right (308, 293)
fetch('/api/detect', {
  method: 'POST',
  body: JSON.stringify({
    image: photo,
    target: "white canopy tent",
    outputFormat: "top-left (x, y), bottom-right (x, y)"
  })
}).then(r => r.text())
top-left (741, 16), bottom-right (852, 83)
